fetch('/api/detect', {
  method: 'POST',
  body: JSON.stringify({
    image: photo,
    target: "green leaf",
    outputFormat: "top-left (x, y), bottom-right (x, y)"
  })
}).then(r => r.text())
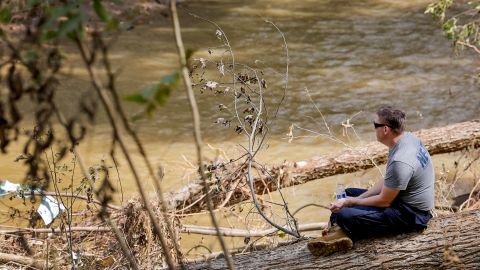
top-left (278, 231), bottom-right (286, 238)
top-left (146, 103), bottom-right (156, 116)
top-left (141, 83), bottom-right (159, 98)
top-left (124, 94), bottom-right (147, 103)
top-left (185, 48), bottom-right (195, 62)
top-left (44, 6), bottom-right (69, 29)
top-left (154, 85), bottom-right (171, 106)
top-left (27, 0), bottom-right (40, 8)
top-left (160, 72), bottom-right (179, 86)
top-left (442, 19), bottom-right (455, 31)
top-left (106, 18), bottom-right (119, 31)
top-left (126, 75), bottom-right (175, 112)
top-left (446, 32), bottom-right (454, 40)
top-left (0, 8), bottom-right (11, 24)
top-left (42, 30), bottom-right (59, 41)
top-left (58, 13), bottom-right (83, 37)
top-left (93, 0), bottom-right (111, 22)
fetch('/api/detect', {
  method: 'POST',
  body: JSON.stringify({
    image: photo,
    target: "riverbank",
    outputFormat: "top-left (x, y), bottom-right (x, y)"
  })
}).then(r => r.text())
top-left (2, 0), bottom-right (170, 34)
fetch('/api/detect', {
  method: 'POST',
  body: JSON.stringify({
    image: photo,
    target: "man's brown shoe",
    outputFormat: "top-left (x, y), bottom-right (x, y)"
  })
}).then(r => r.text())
top-left (307, 227), bottom-right (353, 256)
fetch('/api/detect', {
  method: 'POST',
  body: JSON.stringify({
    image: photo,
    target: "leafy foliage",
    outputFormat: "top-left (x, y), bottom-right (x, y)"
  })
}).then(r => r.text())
top-left (125, 72), bottom-right (179, 117)
top-left (0, 7), bottom-right (11, 24)
top-left (426, 0), bottom-right (480, 52)
top-left (124, 48), bottom-right (195, 119)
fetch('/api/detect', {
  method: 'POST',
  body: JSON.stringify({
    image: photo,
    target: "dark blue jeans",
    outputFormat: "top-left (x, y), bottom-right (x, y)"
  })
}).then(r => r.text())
top-left (330, 188), bottom-right (432, 241)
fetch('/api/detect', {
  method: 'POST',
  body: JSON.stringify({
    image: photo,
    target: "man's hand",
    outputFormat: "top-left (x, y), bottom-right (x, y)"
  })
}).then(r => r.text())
top-left (330, 186), bottom-right (400, 211)
top-left (330, 198), bottom-right (350, 213)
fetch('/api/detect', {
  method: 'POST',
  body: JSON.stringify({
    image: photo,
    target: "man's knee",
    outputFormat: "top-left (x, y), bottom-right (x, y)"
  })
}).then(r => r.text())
top-left (345, 188), bottom-right (367, 197)
top-left (345, 188), bottom-right (356, 196)
top-left (336, 208), bottom-right (355, 225)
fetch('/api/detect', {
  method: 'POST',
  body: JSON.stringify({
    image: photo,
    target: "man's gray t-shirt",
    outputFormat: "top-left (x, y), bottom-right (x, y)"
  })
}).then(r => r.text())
top-left (384, 132), bottom-right (435, 211)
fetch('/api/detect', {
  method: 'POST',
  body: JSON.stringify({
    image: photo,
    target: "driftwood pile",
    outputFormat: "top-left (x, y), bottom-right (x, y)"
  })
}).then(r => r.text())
top-left (0, 198), bottom-right (180, 269)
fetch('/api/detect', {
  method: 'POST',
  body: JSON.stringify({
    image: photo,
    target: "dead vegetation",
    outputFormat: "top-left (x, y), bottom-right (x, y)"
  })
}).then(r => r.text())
top-left (0, 197), bottom-right (181, 269)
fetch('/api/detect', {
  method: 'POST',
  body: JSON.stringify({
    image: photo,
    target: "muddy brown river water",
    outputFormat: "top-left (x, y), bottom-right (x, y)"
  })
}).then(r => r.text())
top-left (1, 0), bottom-right (479, 258)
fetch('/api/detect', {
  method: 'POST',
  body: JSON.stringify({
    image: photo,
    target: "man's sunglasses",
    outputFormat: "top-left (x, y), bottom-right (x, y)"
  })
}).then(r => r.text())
top-left (373, 122), bottom-right (392, 129)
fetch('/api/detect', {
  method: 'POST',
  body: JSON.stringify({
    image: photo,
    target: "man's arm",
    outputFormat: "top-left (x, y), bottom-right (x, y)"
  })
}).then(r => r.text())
top-left (330, 161), bottom-right (413, 212)
top-left (357, 178), bottom-right (384, 199)
top-left (330, 185), bottom-right (400, 212)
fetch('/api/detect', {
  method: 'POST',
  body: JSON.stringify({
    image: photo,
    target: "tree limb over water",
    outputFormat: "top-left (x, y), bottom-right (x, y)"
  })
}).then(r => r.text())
top-left (167, 120), bottom-right (480, 214)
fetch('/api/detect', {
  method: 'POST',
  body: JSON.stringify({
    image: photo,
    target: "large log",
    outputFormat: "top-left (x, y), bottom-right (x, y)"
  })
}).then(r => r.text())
top-left (167, 120), bottom-right (480, 213)
top-left (189, 209), bottom-right (480, 269)
top-left (0, 252), bottom-right (45, 269)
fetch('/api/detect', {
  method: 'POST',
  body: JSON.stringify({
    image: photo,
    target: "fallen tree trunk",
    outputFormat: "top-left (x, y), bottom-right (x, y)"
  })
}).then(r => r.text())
top-left (167, 120), bottom-right (480, 213)
top-left (0, 252), bottom-right (45, 269)
top-left (189, 209), bottom-right (480, 269)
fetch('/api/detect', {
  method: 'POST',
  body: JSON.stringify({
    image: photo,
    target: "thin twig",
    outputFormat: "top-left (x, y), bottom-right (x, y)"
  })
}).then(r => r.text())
top-left (264, 19), bottom-right (289, 119)
top-left (171, 1), bottom-right (235, 269)
top-left (186, 11), bottom-right (245, 134)
top-left (292, 203), bottom-right (330, 217)
top-left (6, 190), bottom-right (120, 210)
top-left (457, 41), bottom-right (480, 54)
top-left (304, 87), bottom-right (331, 135)
top-left (246, 70), bottom-right (299, 238)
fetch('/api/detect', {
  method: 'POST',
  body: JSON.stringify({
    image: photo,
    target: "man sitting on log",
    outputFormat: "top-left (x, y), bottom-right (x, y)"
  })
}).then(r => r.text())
top-left (308, 106), bottom-right (435, 256)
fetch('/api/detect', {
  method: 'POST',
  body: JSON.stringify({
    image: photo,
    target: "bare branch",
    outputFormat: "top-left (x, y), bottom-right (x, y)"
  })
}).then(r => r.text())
top-left (171, 1), bottom-right (235, 269)
top-left (246, 70), bottom-right (299, 238)
top-left (182, 222), bottom-right (327, 237)
top-left (264, 19), bottom-right (289, 119)
top-left (456, 41), bottom-right (480, 55)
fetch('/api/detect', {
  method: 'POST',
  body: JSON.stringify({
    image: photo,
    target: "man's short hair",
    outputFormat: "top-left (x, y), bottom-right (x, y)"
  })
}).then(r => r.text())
top-left (376, 106), bottom-right (406, 134)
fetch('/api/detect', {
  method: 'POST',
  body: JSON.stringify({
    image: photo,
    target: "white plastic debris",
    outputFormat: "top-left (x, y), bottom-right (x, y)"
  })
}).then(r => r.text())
top-left (71, 251), bottom-right (78, 260)
top-left (0, 180), bottom-right (22, 197)
top-left (1, 179), bottom-right (65, 225)
top-left (37, 195), bottom-right (66, 225)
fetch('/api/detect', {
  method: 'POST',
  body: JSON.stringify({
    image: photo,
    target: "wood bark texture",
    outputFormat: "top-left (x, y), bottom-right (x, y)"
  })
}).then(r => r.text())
top-left (189, 209), bottom-right (480, 270)
top-left (0, 252), bottom-right (45, 269)
top-left (167, 120), bottom-right (480, 214)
